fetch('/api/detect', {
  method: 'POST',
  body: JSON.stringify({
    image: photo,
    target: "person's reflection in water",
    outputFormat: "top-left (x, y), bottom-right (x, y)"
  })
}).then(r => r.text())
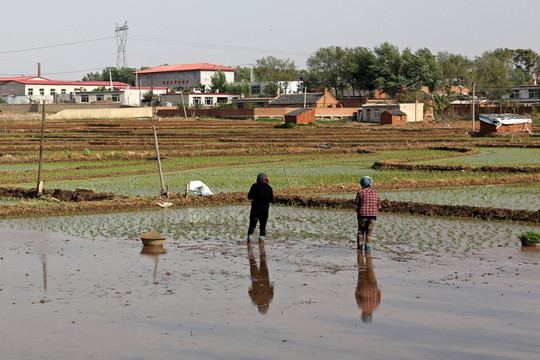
top-left (247, 243), bottom-right (274, 314)
top-left (355, 250), bottom-right (381, 323)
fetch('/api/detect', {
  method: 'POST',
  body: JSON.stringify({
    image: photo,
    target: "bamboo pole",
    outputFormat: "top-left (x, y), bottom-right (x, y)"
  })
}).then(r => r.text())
top-left (180, 88), bottom-right (188, 120)
top-left (283, 168), bottom-right (292, 189)
top-left (153, 126), bottom-right (166, 195)
top-left (36, 101), bottom-right (46, 196)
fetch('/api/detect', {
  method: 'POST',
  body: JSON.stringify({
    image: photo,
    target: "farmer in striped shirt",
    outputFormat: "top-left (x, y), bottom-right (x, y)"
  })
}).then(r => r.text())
top-left (354, 176), bottom-right (381, 251)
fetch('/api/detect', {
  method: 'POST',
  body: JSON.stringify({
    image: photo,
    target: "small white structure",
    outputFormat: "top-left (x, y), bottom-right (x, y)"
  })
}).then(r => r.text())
top-left (478, 114), bottom-right (533, 133)
top-left (358, 102), bottom-right (424, 123)
top-left (188, 181), bottom-right (214, 196)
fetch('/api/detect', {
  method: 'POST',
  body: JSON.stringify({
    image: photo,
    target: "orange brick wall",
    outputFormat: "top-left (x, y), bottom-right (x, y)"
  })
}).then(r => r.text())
top-left (157, 107), bottom-right (357, 119)
top-left (479, 121), bottom-right (532, 133)
top-left (285, 110), bottom-right (315, 124)
top-left (380, 112), bottom-right (407, 125)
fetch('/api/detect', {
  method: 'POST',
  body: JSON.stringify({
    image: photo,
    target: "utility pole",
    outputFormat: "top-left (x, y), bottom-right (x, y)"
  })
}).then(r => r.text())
top-left (472, 82), bottom-right (476, 131)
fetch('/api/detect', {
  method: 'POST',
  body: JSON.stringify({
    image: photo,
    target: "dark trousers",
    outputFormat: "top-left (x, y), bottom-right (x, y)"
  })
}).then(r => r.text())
top-left (357, 216), bottom-right (377, 245)
top-left (248, 208), bottom-right (269, 237)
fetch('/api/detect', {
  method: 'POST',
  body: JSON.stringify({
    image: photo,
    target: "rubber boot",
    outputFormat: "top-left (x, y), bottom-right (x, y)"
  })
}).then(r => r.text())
top-left (247, 234), bottom-right (253, 244)
top-left (259, 235), bottom-right (265, 245)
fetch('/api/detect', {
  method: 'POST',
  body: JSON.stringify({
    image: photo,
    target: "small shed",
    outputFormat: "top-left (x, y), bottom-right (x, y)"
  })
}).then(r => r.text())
top-left (284, 108), bottom-right (315, 124)
top-left (478, 114), bottom-right (532, 134)
top-left (380, 109), bottom-right (407, 125)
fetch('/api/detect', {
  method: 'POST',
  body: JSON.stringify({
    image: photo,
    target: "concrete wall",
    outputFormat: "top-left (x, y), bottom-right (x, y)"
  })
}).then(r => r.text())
top-left (0, 103), bottom-right (123, 113)
top-left (49, 107), bottom-right (154, 120)
top-left (157, 107), bottom-right (357, 120)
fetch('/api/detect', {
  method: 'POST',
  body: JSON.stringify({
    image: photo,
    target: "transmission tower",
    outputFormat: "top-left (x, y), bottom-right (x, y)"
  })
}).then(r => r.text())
top-left (115, 21), bottom-right (128, 68)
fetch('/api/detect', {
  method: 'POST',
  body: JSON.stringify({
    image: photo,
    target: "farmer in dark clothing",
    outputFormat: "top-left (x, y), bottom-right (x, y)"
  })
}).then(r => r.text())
top-left (247, 173), bottom-right (274, 244)
top-left (354, 176), bottom-right (381, 251)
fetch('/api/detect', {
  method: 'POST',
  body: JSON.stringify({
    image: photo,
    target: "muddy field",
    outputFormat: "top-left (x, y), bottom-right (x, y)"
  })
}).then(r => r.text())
top-left (0, 117), bottom-right (539, 359)
top-left (1, 206), bottom-right (539, 359)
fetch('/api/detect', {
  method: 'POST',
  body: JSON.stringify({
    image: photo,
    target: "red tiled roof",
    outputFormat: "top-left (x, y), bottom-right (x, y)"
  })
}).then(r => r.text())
top-left (136, 63), bottom-right (236, 74)
top-left (0, 76), bottom-right (129, 87)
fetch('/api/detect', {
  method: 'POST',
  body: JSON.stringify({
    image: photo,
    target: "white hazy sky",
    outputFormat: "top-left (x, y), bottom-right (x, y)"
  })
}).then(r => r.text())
top-left (1, 0), bottom-right (539, 80)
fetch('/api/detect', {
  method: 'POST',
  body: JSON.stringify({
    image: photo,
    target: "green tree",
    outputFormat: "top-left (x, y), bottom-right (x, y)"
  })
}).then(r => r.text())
top-left (473, 50), bottom-right (512, 100)
top-left (252, 57), bottom-right (297, 95)
top-left (402, 47), bottom-right (442, 94)
top-left (371, 42), bottom-right (407, 98)
top-left (306, 46), bottom-right (348, 96)
top-left (82, 66), bottom-right (137, 85)
top-left (210, 70), bottom-right (227, 92)
top-left (234, 66), bottom-right (252, 83)
top-left (343, 47), bottom-right (377, 96)
top-left (437, 51), bottom-right (472, 99)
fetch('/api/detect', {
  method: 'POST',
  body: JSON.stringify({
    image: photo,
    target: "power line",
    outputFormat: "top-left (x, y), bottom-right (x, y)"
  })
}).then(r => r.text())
top-left (130, 34), bottom-right (309, 57)
top-left (0, 36), bottom-right (116, 55)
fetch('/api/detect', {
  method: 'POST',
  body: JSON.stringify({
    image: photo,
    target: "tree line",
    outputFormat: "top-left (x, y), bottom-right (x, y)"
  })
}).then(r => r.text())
top-left (84, 43), bottom-right (540, 101)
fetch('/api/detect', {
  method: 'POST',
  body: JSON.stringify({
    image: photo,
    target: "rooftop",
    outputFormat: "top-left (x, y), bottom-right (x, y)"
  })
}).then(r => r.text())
top-left (136, 63), bottom-right (236, 74)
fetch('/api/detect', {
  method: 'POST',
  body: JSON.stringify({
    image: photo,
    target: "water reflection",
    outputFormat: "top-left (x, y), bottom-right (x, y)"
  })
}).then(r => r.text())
top-left (140, 246), bottom-right (167, 283)
top-left (355, 251), bottom-right (381, 322)
top-left (247, 244), bottom-right (274, 314)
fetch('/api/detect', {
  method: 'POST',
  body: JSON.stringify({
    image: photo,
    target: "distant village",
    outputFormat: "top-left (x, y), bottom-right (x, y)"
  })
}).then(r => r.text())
top-left (1, 45), bottom-right (539, 134)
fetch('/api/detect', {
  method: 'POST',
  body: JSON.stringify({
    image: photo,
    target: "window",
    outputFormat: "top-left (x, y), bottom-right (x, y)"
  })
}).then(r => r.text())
top-left (193, 97), bottom-right (202, 105)
top-left (81, 95), bottom-right (89, 103)
top-left (61, 89), bottom-right (67, 94)
top-left (96, 95), bottom-right (104, 101)
top-left (39, 89), bottom-right (45, 95)
top-left (112, 94), bottom-right (120, 102)
top-left (28, 88), bottom-right (33, 95)
top-left (374, 110), bottom-right (380, 120)
top-left (205, 97), bottom-right (213, 106)
top-left (529, 89), bottom-right (539, 99)
top-left (50, 89), bottom-right (55, 95)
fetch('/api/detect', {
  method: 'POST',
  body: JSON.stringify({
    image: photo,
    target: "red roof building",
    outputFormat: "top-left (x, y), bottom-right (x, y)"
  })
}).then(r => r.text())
top-left (135, 63), bottom-right (236, 92)
top-left (0, 76), bottom-right (130, 104)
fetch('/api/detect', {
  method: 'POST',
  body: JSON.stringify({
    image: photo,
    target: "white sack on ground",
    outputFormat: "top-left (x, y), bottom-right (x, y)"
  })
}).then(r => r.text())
top-left (188, 181), bottom-right (214, 196)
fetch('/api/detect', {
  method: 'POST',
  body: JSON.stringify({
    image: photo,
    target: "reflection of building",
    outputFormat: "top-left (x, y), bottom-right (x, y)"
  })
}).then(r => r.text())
top-left (355, 251), bottom-right (381, 322)
top-left (248, 245), bottom-right (274, 314)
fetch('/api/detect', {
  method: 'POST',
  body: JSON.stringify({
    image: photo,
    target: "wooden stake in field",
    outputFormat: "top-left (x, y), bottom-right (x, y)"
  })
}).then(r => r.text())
top-left (36, 101), bottom-right (46, 196)
top-left (283, 168), bottom-right (292, 189)
top-left (179, 88), bottom-right (188, 120)
top-left (152, 126), bottom-right (168, 198)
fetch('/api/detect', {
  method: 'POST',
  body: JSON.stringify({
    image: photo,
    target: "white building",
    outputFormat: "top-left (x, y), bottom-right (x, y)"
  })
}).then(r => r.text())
top-left (0, 76), bottom-right (131, 104)
top-left (160, 92), bottom-right (241, 107)
top-left (357, 102), bottom-right (424, 122)
top-left (136, 63), bottom-right (236, 92)
top-left (230, 81), bottom-right (301, 95)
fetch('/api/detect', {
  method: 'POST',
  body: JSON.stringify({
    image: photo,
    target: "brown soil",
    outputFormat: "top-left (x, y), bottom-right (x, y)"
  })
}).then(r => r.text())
top-left (0, 117), bottom-right (538, 222)
top-left (1, 186), bottom-right (538, 224)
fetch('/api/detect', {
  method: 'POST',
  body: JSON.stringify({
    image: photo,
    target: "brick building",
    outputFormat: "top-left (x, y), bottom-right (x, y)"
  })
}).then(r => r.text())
top-left (380, 109), bottom-right (407, 125)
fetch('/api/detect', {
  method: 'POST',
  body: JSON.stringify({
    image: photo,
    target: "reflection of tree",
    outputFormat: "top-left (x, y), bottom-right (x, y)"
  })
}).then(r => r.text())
top-left (355, 251), bottom-right (381, 323)
top-left (247, 244), bottom-right (274, 314)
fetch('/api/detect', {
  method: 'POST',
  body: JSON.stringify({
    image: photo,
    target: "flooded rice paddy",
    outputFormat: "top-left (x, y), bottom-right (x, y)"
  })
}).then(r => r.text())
top-left (1, 206), bottom-right (539, 359)
top-left (327, 183), bottom-right (540, 211)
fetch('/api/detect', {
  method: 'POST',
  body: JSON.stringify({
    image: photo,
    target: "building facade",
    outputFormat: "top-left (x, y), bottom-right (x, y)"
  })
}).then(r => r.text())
top-left (136, 63), bottom-right (235, 92)
top-left (0, 76), bottom-right (131, 104)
